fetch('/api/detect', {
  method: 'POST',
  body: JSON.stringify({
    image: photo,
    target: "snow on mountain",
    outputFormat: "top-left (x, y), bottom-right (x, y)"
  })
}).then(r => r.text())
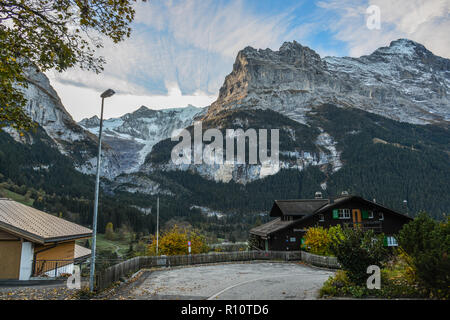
top-left (79, 105), bottom-right (206, 173)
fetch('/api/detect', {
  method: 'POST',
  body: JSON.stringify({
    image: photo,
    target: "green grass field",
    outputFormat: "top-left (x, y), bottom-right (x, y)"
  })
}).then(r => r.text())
top-left (78, 234), bottom-right (131, 258)
top-left (0, 187), bottom-right (34, 206)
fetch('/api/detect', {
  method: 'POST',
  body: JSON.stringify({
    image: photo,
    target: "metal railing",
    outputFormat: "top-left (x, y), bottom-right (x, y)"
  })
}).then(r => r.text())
top-left (32, 260), bottom-right (76, 278)
top-left (32, 259), bottom-right (91, 278)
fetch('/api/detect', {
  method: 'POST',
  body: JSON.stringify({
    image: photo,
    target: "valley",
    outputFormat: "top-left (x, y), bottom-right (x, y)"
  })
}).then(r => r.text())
top-left (1, 39), bottom-right (449, 245)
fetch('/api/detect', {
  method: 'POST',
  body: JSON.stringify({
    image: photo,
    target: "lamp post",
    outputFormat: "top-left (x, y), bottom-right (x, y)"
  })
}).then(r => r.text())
top-left (156, 196), bottom-right (159, 256)
top-left (89, 88), bottom-right (115, 292)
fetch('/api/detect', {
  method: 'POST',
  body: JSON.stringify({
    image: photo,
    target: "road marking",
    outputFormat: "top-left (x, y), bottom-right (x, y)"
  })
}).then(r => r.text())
top-left (206, 272), bottom-right (332, 300)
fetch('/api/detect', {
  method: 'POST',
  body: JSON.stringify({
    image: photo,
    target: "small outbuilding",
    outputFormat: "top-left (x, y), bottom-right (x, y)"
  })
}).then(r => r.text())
top-left (250, 193), bottom-right (413, 252)
top-left (0, 198), bottom-right (92, 280)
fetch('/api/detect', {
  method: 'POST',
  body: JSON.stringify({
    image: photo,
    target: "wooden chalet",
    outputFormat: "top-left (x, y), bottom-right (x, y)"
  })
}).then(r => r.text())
top-left (0, 198), bottom-right (92, 280)
top-left (250, 192), bottom-right (413, 252)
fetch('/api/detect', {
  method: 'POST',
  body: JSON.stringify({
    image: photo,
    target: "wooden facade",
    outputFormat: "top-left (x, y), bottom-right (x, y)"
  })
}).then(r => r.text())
top-left (0, 199), bottom-right (92, 280)
top-left (0, 228), bottom-right (81, 279)
top-left (250, 195), bottom-right (413, 252)
top-left (0, 240), bottom-right (22, 279)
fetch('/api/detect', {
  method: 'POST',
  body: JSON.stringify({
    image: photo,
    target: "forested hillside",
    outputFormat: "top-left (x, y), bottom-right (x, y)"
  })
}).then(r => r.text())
top-left (1, 103), bottom-right (448, 242)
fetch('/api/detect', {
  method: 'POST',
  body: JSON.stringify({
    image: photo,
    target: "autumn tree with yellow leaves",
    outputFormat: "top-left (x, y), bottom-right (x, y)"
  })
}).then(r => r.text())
top-left (303, 225), bottom-right (344, 256)
top-left (147, 225), bottom-right (209, 256)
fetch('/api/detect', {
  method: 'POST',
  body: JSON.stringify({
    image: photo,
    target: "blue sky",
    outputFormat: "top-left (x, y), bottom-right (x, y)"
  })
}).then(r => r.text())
top-left (46, 0), bottom-right (450, 121)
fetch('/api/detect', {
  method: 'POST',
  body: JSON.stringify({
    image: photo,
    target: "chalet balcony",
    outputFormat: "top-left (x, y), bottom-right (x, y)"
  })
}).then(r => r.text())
top-left (32, 259), bottom-right (76, 278)
top-left (342, 221), bottom-right (383, 233)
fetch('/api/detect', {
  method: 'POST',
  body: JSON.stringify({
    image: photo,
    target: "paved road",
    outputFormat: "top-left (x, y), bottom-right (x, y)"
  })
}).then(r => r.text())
top-left (127, 262), bottom-right (334, 300)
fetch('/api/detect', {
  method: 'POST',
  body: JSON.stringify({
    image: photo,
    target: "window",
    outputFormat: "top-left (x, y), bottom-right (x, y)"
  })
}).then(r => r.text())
top-left (368, 211), bottom-right (374, 219)
top-left (379, 212), bottom-right (384, 221)
top-left (385, 236), bottom-right (398, 247)
top-left (338, 209), bottom-right (351, 219)
top-left (319, 214), bottom-right (324, 222)
top-left (283, 216), bottom-right (293, 221)
top-left (290, 237), bottom-right (296, 242)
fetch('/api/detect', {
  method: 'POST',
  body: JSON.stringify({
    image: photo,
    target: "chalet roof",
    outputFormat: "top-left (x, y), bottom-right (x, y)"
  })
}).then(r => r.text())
top-left (312, 196), bottom-right (352, 213)
top-left (250, 218), bottom-right (296, 239)
top-left (74, 244), bottom-right (91, 261)
top-left (0, 199), bottom-right (92, 244)
top-left (251, 195), bottom-right (412, 237)
top-left (271, 199), bottom-right (329, 217)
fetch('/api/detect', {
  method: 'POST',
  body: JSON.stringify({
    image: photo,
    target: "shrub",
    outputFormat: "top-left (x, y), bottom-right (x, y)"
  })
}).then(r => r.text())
top-left (321, 253), bottom-right (428, 299)
top-left (329, 227), bottom-right (389, 286)
top-left (303, 226), bottom-right (330, 256)
top-left (303, 225), bottom-right (344, 256)
top-left (397, 212), bottom-right (450, 298)
top-left (105, 222), bottom-right (115, 241)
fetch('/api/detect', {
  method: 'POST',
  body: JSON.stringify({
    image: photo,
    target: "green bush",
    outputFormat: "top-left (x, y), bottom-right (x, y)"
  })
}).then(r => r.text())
top-left (397, 212), bottom-right (450, 299)
top-left (321, 254), bottom-right (429, 299)
top-left (320, 270), bottom-right (351, 297)
top-left (329, 227), bottom-right (389, 286)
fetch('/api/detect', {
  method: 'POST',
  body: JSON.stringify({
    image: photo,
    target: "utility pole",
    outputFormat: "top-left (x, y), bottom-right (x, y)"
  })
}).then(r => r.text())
top-left (89, 89), bottom-right (115, 293)
top-left (156, 196), bottom-right (159, 256)
top-left (403, 200), bottom-right (408, 216)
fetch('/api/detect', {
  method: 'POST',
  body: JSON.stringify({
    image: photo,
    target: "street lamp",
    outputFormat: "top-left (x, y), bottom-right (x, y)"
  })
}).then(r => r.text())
top-left (89, 88), bottom-right (115, 292)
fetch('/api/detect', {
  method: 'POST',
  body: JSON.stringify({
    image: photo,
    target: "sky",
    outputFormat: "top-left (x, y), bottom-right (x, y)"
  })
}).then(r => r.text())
top-left (45, 0), bottom-right (450, 121)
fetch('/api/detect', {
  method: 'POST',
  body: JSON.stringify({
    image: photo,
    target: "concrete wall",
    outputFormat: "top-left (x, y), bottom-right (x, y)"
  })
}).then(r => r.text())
top-left (19, 242), bottom-right (34, 280)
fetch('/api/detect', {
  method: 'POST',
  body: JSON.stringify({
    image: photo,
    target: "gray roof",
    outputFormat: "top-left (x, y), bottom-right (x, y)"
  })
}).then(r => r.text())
top-left (74, 244), bottom-right (91, 260)
top-left (250, 218), bottom-right (296, 238)
top-left (0, 198), bottom-right (92, 244)
top-left (272, 199), bottom-right (329, 216)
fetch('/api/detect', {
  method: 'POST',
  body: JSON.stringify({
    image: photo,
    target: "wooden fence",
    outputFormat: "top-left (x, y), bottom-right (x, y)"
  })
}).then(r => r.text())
top-left (96, 250), bottom-right (302, 291)
top-left (300, 251), bottom-right (341, 269)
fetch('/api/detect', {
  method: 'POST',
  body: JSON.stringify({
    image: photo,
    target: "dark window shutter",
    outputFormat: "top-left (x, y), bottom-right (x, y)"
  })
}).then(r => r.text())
top-left (362, 210), bottom-right (368, 219)
top-left (333, 209), bottom-right (339, 219)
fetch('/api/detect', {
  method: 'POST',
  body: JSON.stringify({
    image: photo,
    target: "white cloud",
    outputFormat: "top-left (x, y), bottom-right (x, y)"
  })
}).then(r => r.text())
top-left (50, 79), bottom-right (216, 122)
top-left (47, 0), bottom-right (316, 121)
top-left (46, 0), bottom-right (449, 122)
top-left (319, 0), bottom-right (450, 58)
top-left (134, 0), bottom-right (309, 58)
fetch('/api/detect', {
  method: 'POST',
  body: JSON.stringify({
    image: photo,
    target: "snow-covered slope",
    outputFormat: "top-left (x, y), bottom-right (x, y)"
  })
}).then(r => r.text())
top-left (79, 105), bottom-right (205, 173)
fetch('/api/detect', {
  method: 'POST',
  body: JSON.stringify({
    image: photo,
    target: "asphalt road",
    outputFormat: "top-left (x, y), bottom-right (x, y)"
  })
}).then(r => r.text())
top-left (128, 262), bottom-right (335, 300)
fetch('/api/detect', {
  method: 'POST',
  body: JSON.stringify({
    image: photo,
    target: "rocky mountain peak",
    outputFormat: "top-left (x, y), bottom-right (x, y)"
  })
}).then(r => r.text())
top-left (79, 115), bottom-right (100, 128)
top-left (368, 38), bottom-right (425, 59)
top-left (5, 66), bottom-right (122, 179)
top-left (207, 40), bottom-right (329, 118)
top-left (205, 38), bottom-right (449, 125)
top-left (278, 40), bottom-right (323, 66)
top-left (123, 105), bottom-right (156, 120)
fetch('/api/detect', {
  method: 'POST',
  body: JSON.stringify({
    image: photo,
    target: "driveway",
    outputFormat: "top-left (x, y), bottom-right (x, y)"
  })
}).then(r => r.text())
top-left (121, 262), bottom-right (334, 300)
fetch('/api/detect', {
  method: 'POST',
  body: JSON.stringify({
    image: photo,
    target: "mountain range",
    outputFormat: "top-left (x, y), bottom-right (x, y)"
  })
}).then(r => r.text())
top-left (1, 38), bottom-right (449, 238)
